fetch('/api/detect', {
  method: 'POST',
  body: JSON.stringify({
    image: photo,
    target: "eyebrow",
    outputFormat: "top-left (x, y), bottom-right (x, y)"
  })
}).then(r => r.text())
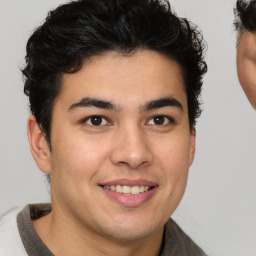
top-left (68, 97), bottom-right (121, 112)
top-left (140, 97), bottom-right (183, 112)
top-left (68, 96), bottom-right (183, 112)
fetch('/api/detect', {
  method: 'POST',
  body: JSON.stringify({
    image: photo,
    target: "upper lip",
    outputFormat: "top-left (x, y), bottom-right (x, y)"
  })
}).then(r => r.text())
top-left (99, 179), bottom-right (158, 187)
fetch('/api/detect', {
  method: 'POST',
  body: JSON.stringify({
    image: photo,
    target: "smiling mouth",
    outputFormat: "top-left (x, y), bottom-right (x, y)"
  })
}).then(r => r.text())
top-left (102, 185), bottom-right (153, 195)
top-left (100, 180), bottom-right (158, 207)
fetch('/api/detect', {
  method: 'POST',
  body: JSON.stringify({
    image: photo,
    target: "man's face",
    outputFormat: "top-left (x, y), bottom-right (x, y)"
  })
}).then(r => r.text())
top-left (45, 50), bottom-right (195, 241)
top-left (237, 30), bottom-right (256, 109)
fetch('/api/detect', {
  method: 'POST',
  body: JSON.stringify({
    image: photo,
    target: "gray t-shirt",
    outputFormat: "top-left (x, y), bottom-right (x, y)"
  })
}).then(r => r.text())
top-left (17, 204), bottom-right (207, 256)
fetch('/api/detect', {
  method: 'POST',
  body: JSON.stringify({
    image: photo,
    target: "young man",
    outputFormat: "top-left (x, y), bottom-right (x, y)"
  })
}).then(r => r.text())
top-left (235, 0), bottom-right (256, 109)
top-left (0, 0), bottom-right (207, 255)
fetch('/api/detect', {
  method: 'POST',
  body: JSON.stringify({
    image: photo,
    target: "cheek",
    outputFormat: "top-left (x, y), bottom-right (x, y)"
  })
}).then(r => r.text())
top-left (153, 134), bottom-right (191, 182)
top-left (151, 135), bottom-right (191, 217)
top-left (50, 133), bottom-right (109, 184)
top-left (156, 131), bottom-right (191, 162)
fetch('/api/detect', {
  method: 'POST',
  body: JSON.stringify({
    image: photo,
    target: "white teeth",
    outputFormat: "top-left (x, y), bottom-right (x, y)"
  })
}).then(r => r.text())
top-left (116, 185), bottom-right (122, 193)
top-left (131, 186), bottom-right (140, 195)
top-left (122, 186), bottom-right (131, 194)
top-left (103, 185), bottom-right (151, 194)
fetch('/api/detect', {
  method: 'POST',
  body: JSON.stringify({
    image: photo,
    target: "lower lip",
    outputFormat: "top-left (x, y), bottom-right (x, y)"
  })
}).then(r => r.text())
top-left (100, 186), bottom-right (158, 207)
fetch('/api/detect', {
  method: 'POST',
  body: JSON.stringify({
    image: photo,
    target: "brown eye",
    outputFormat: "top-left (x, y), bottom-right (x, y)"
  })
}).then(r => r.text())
top-left (147, 115), bottom-right (174, 126)
top-left (153, 116), bottom-right (165, 125)
top-left (85, 116), bottom-right (108, 126)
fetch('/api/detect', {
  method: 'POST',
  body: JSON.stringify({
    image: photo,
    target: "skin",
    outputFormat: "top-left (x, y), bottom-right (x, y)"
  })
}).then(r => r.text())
top-left (27, 50), bottom-right (196, 256)
top-left (237, 30), bottom-right (256, 109)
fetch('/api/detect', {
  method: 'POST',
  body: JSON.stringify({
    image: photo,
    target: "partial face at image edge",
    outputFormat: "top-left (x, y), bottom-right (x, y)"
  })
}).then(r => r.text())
top-left (237, 30), bottom-right (256, 109)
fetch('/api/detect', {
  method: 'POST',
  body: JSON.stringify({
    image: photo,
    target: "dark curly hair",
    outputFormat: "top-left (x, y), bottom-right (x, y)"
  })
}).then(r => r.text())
top-left (234, 0), bottom-right (256, 39)
top-left (22, 0), bottom-right (207, 143)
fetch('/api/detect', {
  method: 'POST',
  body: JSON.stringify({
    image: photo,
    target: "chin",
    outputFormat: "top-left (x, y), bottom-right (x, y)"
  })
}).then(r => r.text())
top-left (99, 214), bottom-right (164, 242)
top-left (106, 226), bottom-right (157, 241)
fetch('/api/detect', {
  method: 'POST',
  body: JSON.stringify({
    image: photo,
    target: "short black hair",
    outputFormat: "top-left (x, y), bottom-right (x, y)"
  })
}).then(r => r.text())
top-left (22, 0), bottom-right (207, 143)
top-left (234, 0), bottom-right (256, 38)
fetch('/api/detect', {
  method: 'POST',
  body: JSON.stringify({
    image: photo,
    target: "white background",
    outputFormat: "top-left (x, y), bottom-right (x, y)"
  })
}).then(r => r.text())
top-left (0, 0), bottom-right (255, 255)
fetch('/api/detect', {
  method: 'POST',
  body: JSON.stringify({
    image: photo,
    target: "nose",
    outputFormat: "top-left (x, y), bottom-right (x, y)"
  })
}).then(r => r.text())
top-left (110, 126), bottom-right (153, 169)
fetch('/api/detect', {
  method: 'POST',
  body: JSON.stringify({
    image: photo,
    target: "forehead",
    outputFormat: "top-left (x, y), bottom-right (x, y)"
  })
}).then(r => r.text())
top-left (57, 50), bottom-right (187, 110)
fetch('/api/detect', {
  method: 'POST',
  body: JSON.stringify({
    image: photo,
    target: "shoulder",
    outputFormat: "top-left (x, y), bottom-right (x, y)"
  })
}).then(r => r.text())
top-left (161, 218), bottom-right (207, 256)
top-left (0, 208), bottom-right (27, 256)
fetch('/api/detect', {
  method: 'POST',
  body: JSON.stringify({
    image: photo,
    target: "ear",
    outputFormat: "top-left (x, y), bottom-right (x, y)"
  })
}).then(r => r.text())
top-left (189, 127), bottom-right (196, 166)
top-left (27, 115), bottom-right (51, 174)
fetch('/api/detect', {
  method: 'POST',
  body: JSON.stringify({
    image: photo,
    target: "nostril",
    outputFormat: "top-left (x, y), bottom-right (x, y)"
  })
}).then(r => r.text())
top-left (137, 160), bottom-right (150, 168)
top-left (116, 161), bottom-right (129, 167)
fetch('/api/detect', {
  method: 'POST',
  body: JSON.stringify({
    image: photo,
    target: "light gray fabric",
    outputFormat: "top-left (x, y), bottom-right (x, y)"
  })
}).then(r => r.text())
top-left (16, 204), bottom-right (206, 256)
top-left (0, 207), bottom-right (27, 256)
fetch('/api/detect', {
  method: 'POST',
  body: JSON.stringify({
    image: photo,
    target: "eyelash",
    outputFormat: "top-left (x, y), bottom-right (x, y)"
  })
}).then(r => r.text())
top-left (82, 115), bottom-right (110, 127)
top-left (82, 115), bottom-right (175, 127)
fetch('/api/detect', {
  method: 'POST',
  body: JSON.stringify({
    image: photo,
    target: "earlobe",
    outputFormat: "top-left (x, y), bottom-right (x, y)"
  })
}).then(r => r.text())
top-left (27, 115), bottom-right (51, 174)
top-left (189, 127), bottom-right (196, 166)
